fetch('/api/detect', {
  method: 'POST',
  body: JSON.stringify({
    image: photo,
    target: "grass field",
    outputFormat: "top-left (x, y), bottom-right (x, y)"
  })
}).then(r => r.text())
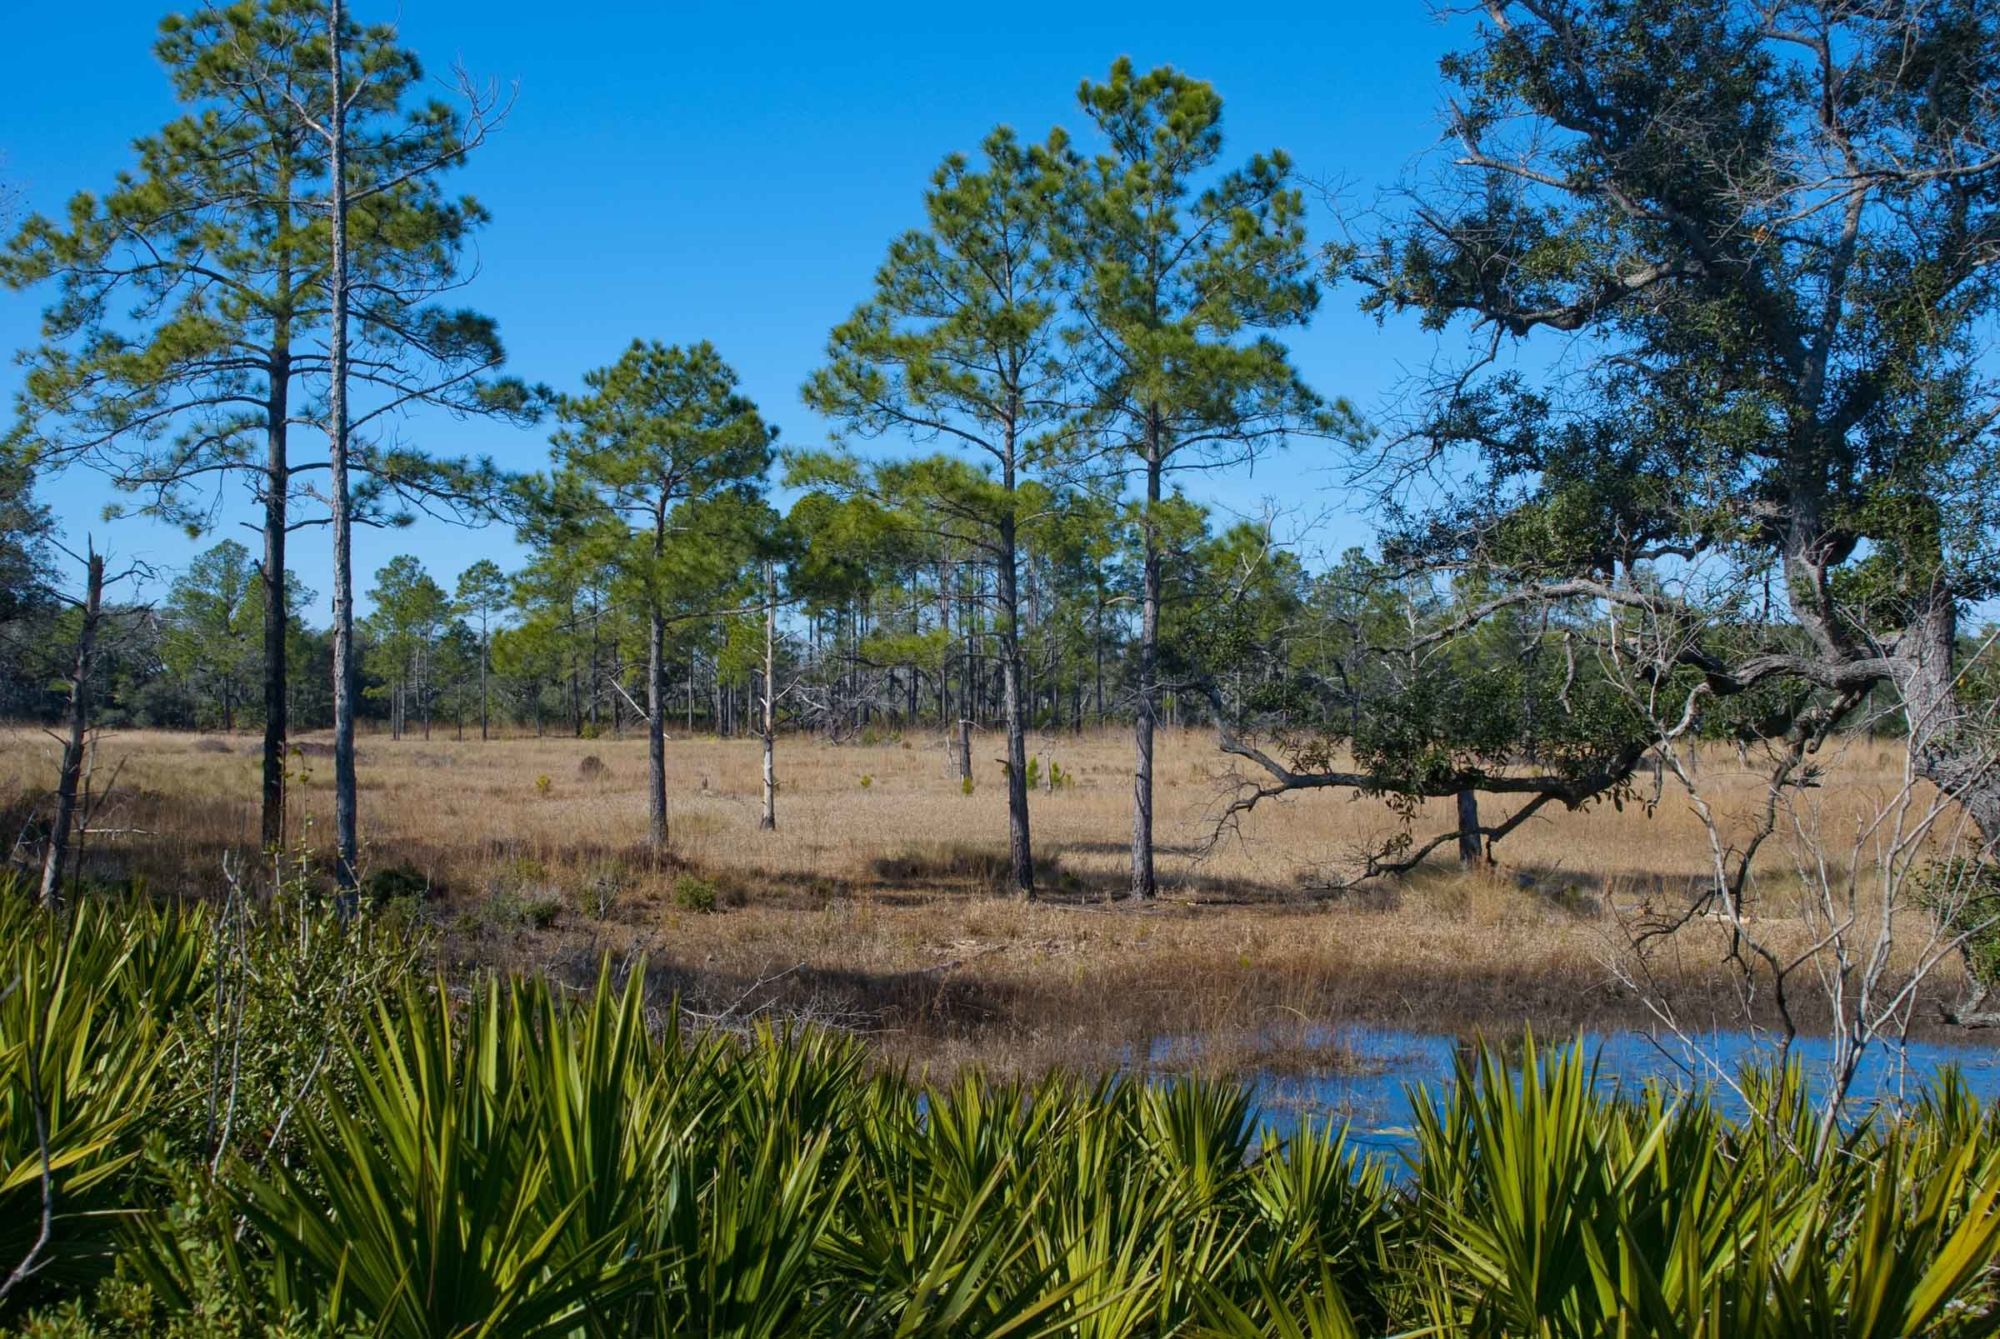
top-left (0, 721), bottom-right (1969, 1076)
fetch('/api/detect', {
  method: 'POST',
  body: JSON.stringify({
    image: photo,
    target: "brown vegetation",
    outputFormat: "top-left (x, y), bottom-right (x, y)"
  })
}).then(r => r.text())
top-left (0, 723), bottom-right (1966, 1077)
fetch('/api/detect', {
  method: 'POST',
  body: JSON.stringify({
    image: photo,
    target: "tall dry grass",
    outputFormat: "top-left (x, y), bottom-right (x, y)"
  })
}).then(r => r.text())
top-left (0, 722), bottom-right (1966, 1075)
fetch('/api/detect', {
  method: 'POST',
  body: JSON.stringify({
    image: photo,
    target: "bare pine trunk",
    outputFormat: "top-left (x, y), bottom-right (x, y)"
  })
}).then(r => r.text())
top-left (760, 563), bottom-right (777, 831)
top-left (479, 625), bottom-right (490, 741)
top-left (260, 365), bottom-right (289, 851)
top-left (1131, 442), bottom-right (1162, 900)
top-left (998, 505), bottom-right (1034, 898)
top-left (40, 551), bottom-right (103, 909)
top-left (327, 0), bottom-right (360, 900)
top-left (647, 608), bottom-right (668, 852)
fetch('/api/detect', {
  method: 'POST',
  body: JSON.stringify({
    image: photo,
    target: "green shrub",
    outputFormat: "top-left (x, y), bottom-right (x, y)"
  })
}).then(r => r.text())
top-left (483, 887), bottom-right (562, 932)
top-left (673, 875), bottom-right (718, 914)
top-left (361, 861), bottom-right (430, 903)
top-left (1022, 756), bottom-right (1072, 792)
top-left (9, 891), bottom-right (2000, 1337)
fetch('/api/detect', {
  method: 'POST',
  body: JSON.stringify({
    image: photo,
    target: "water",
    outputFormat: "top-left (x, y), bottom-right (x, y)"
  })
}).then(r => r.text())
top-left (1199, 1026), bottom-right (2000, 1160)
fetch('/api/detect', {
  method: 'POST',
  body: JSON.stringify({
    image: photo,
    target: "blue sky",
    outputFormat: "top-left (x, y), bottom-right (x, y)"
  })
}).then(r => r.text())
top-left (1, 1), bottom-right (1476, 615)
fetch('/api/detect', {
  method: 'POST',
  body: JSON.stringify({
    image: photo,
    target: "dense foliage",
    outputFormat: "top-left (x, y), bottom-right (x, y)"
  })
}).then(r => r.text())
top-left (0, 890), bottom-right (1995, 1336)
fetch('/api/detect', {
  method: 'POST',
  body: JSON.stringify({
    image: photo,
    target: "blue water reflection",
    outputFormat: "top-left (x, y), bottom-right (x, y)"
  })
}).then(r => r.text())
top-left (1198, 1026), bottom-right (2000, 1158)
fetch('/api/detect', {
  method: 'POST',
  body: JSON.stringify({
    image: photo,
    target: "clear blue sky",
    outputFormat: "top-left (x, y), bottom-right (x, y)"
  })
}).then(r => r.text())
top-left (1, 1), bottom-right (1475, 615)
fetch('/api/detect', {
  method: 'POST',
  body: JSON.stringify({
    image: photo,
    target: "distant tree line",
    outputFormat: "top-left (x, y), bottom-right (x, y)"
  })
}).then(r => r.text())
top-left (1, 0), bottom-right (1996, 917)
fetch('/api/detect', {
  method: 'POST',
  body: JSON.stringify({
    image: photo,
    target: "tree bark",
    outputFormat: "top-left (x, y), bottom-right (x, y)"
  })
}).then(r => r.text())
top-left (998, 500), bottom-right (1034, 898)
top-left (760, 562), bottom-right (777, 831)
top-left (1456, 788), bottom-right (1483, 866)
top-left (647, 606), bottom-right (668, 852)
top-left (1896, 588), bottom-right (2000, 853)
top-left (327, 0), bottom-right (361, 903)
top-left (647, 502), bottom-right (670, 852)
top-left (260, 358), bottom-right (289, 851)
top-left (40, 551), bottom-right (103, 909)
top-left (1131, 431), bottom-right (1162, 899)
top-left (479, 618), bottom-right (490, 741)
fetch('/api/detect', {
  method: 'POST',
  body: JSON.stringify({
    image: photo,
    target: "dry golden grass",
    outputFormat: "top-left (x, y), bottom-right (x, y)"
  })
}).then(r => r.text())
top-left (0, 721), bottom-right (1968, 1076)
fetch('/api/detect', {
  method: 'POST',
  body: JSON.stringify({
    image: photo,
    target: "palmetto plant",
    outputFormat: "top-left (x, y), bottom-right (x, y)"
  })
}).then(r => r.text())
top-left (218, 977), bottom-right (631, 1338)
top-left (7, 894), bottom-right (2000, 1336)
top-left (1406, 1040), bottom-right (2000, 1339)
top-left (0, 894), bottom-right (197, 1311)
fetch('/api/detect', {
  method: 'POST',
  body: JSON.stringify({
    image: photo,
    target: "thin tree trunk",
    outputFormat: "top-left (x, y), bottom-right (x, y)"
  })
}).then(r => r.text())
top-left (1131, 437), bottom-right (1162, 900)
top-left (260, 363), bottom-right (289, 851)
top-left (327, 0), bottom-right (360, 901)
top-left (479, 620), bottom-right (490, 741)
top-left (647, 502), bottom-right (670, 852)
top-left (760, 562), bottom-right (777, 831)
top-left (1094, 595), bottom-right (1106, 726)
top-left (998, 485), bottom-right (1034, 898)
top-left (40, 550), bottom-right (103, 909)
top-left (647, 607), bottom-right (667, 851)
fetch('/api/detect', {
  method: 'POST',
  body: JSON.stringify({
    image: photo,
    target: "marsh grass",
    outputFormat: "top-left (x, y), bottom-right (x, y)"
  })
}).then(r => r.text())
top-left (0, 725), bottom-right (1965, 1075)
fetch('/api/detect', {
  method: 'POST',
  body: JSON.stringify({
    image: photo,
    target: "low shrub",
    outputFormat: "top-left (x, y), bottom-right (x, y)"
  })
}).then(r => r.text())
top-left (4, 890), bottom-right (2000, 1338)
top-left (576, 859), bottom-right (628, 919)
top-left (672, 874), bottom-right (718, 914)
top-left (361, 861), bottom-right (430, 903)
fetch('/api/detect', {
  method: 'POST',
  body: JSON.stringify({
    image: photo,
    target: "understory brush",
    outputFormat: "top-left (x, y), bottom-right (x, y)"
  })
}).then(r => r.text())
top-left (0, 882), bottom-right (1996, 1336)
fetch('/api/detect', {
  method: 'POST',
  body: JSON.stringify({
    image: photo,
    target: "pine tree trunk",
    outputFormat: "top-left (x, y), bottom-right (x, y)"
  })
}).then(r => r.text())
top-left (1095, 592), bottom-right (1106, 726)
top-left (647, 606), bottom-right (667, 852)
top-left (1131, 433), bottom-right (1162, 900)
top-left (647, 502), bottom-right (671, 852)
top-left (260, 362), bottom-right (289, 851)
top-left (760, 563), bottom-right (777, 831)
top-left (327, 0), bottom-right (361, 902)
top-left (40, 551), bottom-right (103, 908)
top-left (479, 623), bottom-right (490, 741)
top-left (998, 484), bottom-right (1034, 898)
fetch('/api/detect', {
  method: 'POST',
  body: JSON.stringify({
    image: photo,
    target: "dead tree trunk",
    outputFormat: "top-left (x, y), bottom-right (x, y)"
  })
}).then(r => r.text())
top-left (327, 0), bottom-right (361, 902)
top-left (41, 551), bottom-right (104, 908)
top-left (760, 563), bottom-right (777, 831)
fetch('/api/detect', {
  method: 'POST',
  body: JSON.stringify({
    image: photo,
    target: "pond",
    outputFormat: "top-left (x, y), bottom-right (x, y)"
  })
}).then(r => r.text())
top-left (1181, 1025), bottom-right (2000, 1159)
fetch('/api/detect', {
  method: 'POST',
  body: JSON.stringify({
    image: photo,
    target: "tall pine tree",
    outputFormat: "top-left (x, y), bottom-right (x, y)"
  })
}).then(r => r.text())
top-left (1061, 60), bottom-right (1343, 897)
top-left (805, 126), bottom-right (1077, 898)
top-left (550, 340), bottom-right (776, 852)
top-left (2, 0), bottom-right (529, 854)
